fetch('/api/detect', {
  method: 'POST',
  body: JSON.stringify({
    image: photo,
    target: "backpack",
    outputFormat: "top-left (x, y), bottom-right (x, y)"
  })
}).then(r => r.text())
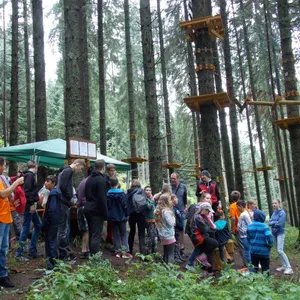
top-left (132, 192), bottom-right (148, 214)
top-left (185, 203), bottom-right (198, 236)
top-left (13, 185), bottom-right (27, 214)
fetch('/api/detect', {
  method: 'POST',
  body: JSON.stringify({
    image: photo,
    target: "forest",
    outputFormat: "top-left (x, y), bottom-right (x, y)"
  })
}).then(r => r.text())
top-left (0, 0), bottom-right (300, 298)
top-left (3, 0), bottom-right (298, 230)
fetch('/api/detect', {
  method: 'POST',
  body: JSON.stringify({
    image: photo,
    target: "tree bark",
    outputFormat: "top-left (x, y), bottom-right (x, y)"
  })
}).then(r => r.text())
top-left (192, 0), bottom-right (222, 185)
top-left (220, 0), bottom-right (244, 197)
top-left (231, 0), bottom-right (261, 208)
top-left (79, 0), bottom-right (90, 139)
top-left (32, 0), bottom-right (47, 141)
top-left (277, 0), bottom-right (300, 230)
top-left (140, 0), bottom-right (163, 193)
top-left (212, 40), bottom-right (235, 196)
top-left (24, 0), bottom-right (32, 143)
top-left (240, 0), bottom-right (272, 215)
top-left (9, 0), bottom-right (19, 176)
top-left (157, 0), bottom-right (173, 175)
top-left (64, 0), bottom-right (86, 139)
top-left (124, 0), bottom-right (138, 179)
top-left (98, 0), bottom-right (106, 154)
top-left (2, 1), bottom-right (7, 147)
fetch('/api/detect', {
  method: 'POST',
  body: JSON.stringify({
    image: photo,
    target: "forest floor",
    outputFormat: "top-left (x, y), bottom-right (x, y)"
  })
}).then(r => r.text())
top-left (1, 231), bottom-right (300, 300)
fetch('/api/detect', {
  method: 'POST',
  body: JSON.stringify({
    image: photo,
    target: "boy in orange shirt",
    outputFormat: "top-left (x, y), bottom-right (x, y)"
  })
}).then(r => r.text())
top-left (229, 190), bottom-right (246, 266)
top-left (0, 158), bottom-right (24, 288)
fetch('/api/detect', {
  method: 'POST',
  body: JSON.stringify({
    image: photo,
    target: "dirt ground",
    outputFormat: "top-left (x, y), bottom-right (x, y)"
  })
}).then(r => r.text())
top-left (1, 231), bottom-right (299, 300)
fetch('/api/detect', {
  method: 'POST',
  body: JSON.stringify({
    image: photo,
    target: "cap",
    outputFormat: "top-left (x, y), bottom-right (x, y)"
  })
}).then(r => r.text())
top-left (201, 170), bottom-right (211, 177)
top-left (199, 202), bottom-right (214, 213)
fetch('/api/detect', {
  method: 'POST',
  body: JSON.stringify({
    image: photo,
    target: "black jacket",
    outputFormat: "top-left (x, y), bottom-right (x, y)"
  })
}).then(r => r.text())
top-left (56, 166), bottom-right (73, 207)
top-left (23, 171), bottom-right (39, 206)
top-left (84, 170), bottom-right (108, 219)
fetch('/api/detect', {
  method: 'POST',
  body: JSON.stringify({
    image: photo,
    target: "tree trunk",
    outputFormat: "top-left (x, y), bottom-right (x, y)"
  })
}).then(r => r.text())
top-left (192, 0), bottom-right (222, 185)
top-left (271, 20), bottom-right (297, 226)
top-left (64, 0), bottom-right (86, 138)
top-left (140, 0), bottom-right (163, 193)
top-left (124, 0), bottom-right (138, 179)
top-left (183, 0), bottom-right (200, 168)
top-left (212, 40), bottom-right (235, 195)
top-left (79, 0), bottom-right (90, 139)
top-left (9, 0), bottom-right (19, 176)
top-left (32, 0), bottom-right (47, 141)
top-left (264, 0), bottom-right (293, 223)
top-left (2, 1), bottom-right (7, 147)
top-left (23, 0), bottom-right (32, 143)
top-left (231, 0), bottom-right (261, 208)
top-left (220, 0), bottom-right (244, 197)
top-left (157, 0), bottom-right (173, 175)
top-left (277, 0), bottom-right (300, 230)
top-left (98, 0), bottom-right (106, 154)
top-left (240, 0), bottom-right (272, 215)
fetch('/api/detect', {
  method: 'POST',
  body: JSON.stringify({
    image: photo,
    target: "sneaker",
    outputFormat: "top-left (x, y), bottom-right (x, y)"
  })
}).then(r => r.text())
top-left (185, 264), bottom-right (196, 272)
top-left (284, 268), bottom-right (294, 275)
top-left (115, 253), bottom-right (122, 258)
top-left (15, 255), bottom-right (29, 262)
top-left (123, 253), bottom-right (133, 259)
top-left (276, 266), bottom-right (286, 272)
top-left (196, 253), bottom-right (211, 268)
top-left (28, 252), bottom-right (43, 259)
top-left (199, 270), bottom-right (208, 279)
top-left (0, 277), bottom-right (15, 288)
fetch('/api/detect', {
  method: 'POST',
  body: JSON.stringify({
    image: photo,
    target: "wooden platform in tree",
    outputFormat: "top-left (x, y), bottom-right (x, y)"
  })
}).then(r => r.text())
top-left (274, 116), bottom-right (300, 130)
top-left (162, 162), bottom-right (183, 169)
top-left (256, 166), bottom-right (273, 172)
top-left (180, 14), bottom-right (224, 41)
top-left (184, 92), bottom-right (232, 112)
top-left (121, 157), bottom-right (148, 163)
top-left (245, 98), bottom-right (300, 108)
top-left (273, 178), bottom-right (289, 181)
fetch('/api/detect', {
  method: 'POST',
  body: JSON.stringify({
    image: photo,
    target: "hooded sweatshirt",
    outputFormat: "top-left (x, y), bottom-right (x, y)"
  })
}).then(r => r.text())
top-left (23, 170), bottom-right (39, 206)
top-left (269, 209), bottom-right (286, 236)
top-left (43, 188), bottom-right (61, 228)
top-left (215, 219), bottom-right (231, 245)
top-left (247, 210), bottom-right (273, 258)
top-left (107, 188), bottom-right (128, 222)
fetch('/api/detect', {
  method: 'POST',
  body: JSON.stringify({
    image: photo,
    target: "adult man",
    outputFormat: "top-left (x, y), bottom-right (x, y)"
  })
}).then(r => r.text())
top-left (170, 173), bottom-right (187, 255)
top-left (56, 159), bottom-right (85, 260)
top-left (16, 160), bottom-right (42, 261)
top-left (0, 158), bottom-right (24, 288)
top-left (196, 170), bottom-right (221, 212)
top-left (84, 159), bottom-right (108, 255)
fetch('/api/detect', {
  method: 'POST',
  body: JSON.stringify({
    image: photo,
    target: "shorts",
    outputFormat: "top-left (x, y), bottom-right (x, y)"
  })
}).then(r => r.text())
top-left (178, 212), bottom-right (186, 232)
top-left (77, 206), bottom-right (88, 233)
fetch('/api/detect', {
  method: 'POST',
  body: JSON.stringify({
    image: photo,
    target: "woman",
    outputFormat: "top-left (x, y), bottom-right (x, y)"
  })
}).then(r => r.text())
top-left (269, 200), bottom-right (293, 275)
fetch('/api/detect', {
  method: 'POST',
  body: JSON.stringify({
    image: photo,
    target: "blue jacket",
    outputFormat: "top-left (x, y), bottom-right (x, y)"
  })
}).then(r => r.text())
top-left (107, 189), bottom-right (128, 222)
top-left (43, 188), bottom-right (61, 228)
top-left (269, 209), bottom-right (286, 236)
top-left (247, 210), bottom-right (273, 258)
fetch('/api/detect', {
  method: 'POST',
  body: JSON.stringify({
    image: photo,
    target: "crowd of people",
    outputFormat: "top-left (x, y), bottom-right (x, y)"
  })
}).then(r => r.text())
top-left (0, 158), bottom-right (294, 288)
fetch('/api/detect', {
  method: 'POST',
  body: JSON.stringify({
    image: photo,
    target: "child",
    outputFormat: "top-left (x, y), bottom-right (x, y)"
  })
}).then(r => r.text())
top-left (171, 194), bottom-right (185, 263)
top-left (247, 200), bottom-right (257, 220)
top-left (188, 202), bottom-right (218, 276)
top-left (42, 175), bottom-right (61, 270)
top-left (229, 191), bottom-right (245, 266)
top-left (247, 210), bottom-right (273, 274)
top-left (214, 211), bottom-right (231, 262)
top-left (236, 200), bottom-right (252, 265)
top-left (155, 193), bottom-right (176, 264)
top-left (107, 178), bottom-right (132, 258)
top-left (144, 186), bottom-right (157, 254)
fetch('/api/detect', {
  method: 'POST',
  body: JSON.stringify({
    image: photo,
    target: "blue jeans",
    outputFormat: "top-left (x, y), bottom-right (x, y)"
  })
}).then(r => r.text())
top-left (111, 221), bottom-right (129, 252)
top-left (187, 246), bottom-right (201, 265)
top-left (273, 233), bottom-right (291, 268)
top-left (0, 223), bottom-right (11, 277)
top-left (16, 205), bottom-right (42, 257)
top-left (241, 237), bottom-right (251, 265)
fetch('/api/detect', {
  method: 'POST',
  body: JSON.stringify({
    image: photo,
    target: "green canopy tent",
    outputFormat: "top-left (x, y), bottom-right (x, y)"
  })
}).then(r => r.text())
top-left (0, 138), bottom-right (130, 172)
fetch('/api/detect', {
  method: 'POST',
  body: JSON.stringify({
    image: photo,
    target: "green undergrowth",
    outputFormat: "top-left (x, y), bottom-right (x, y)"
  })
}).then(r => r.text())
top-left (25, 253), bottom-right (300, 300)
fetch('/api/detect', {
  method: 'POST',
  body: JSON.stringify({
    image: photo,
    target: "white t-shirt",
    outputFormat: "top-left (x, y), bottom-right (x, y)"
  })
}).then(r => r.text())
top-left (238, 210), bottom-right (252, 238)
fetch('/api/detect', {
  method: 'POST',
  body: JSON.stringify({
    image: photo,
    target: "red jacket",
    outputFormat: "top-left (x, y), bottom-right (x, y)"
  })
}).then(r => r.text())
top-left (196, 180), bottom-right (219, 205)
